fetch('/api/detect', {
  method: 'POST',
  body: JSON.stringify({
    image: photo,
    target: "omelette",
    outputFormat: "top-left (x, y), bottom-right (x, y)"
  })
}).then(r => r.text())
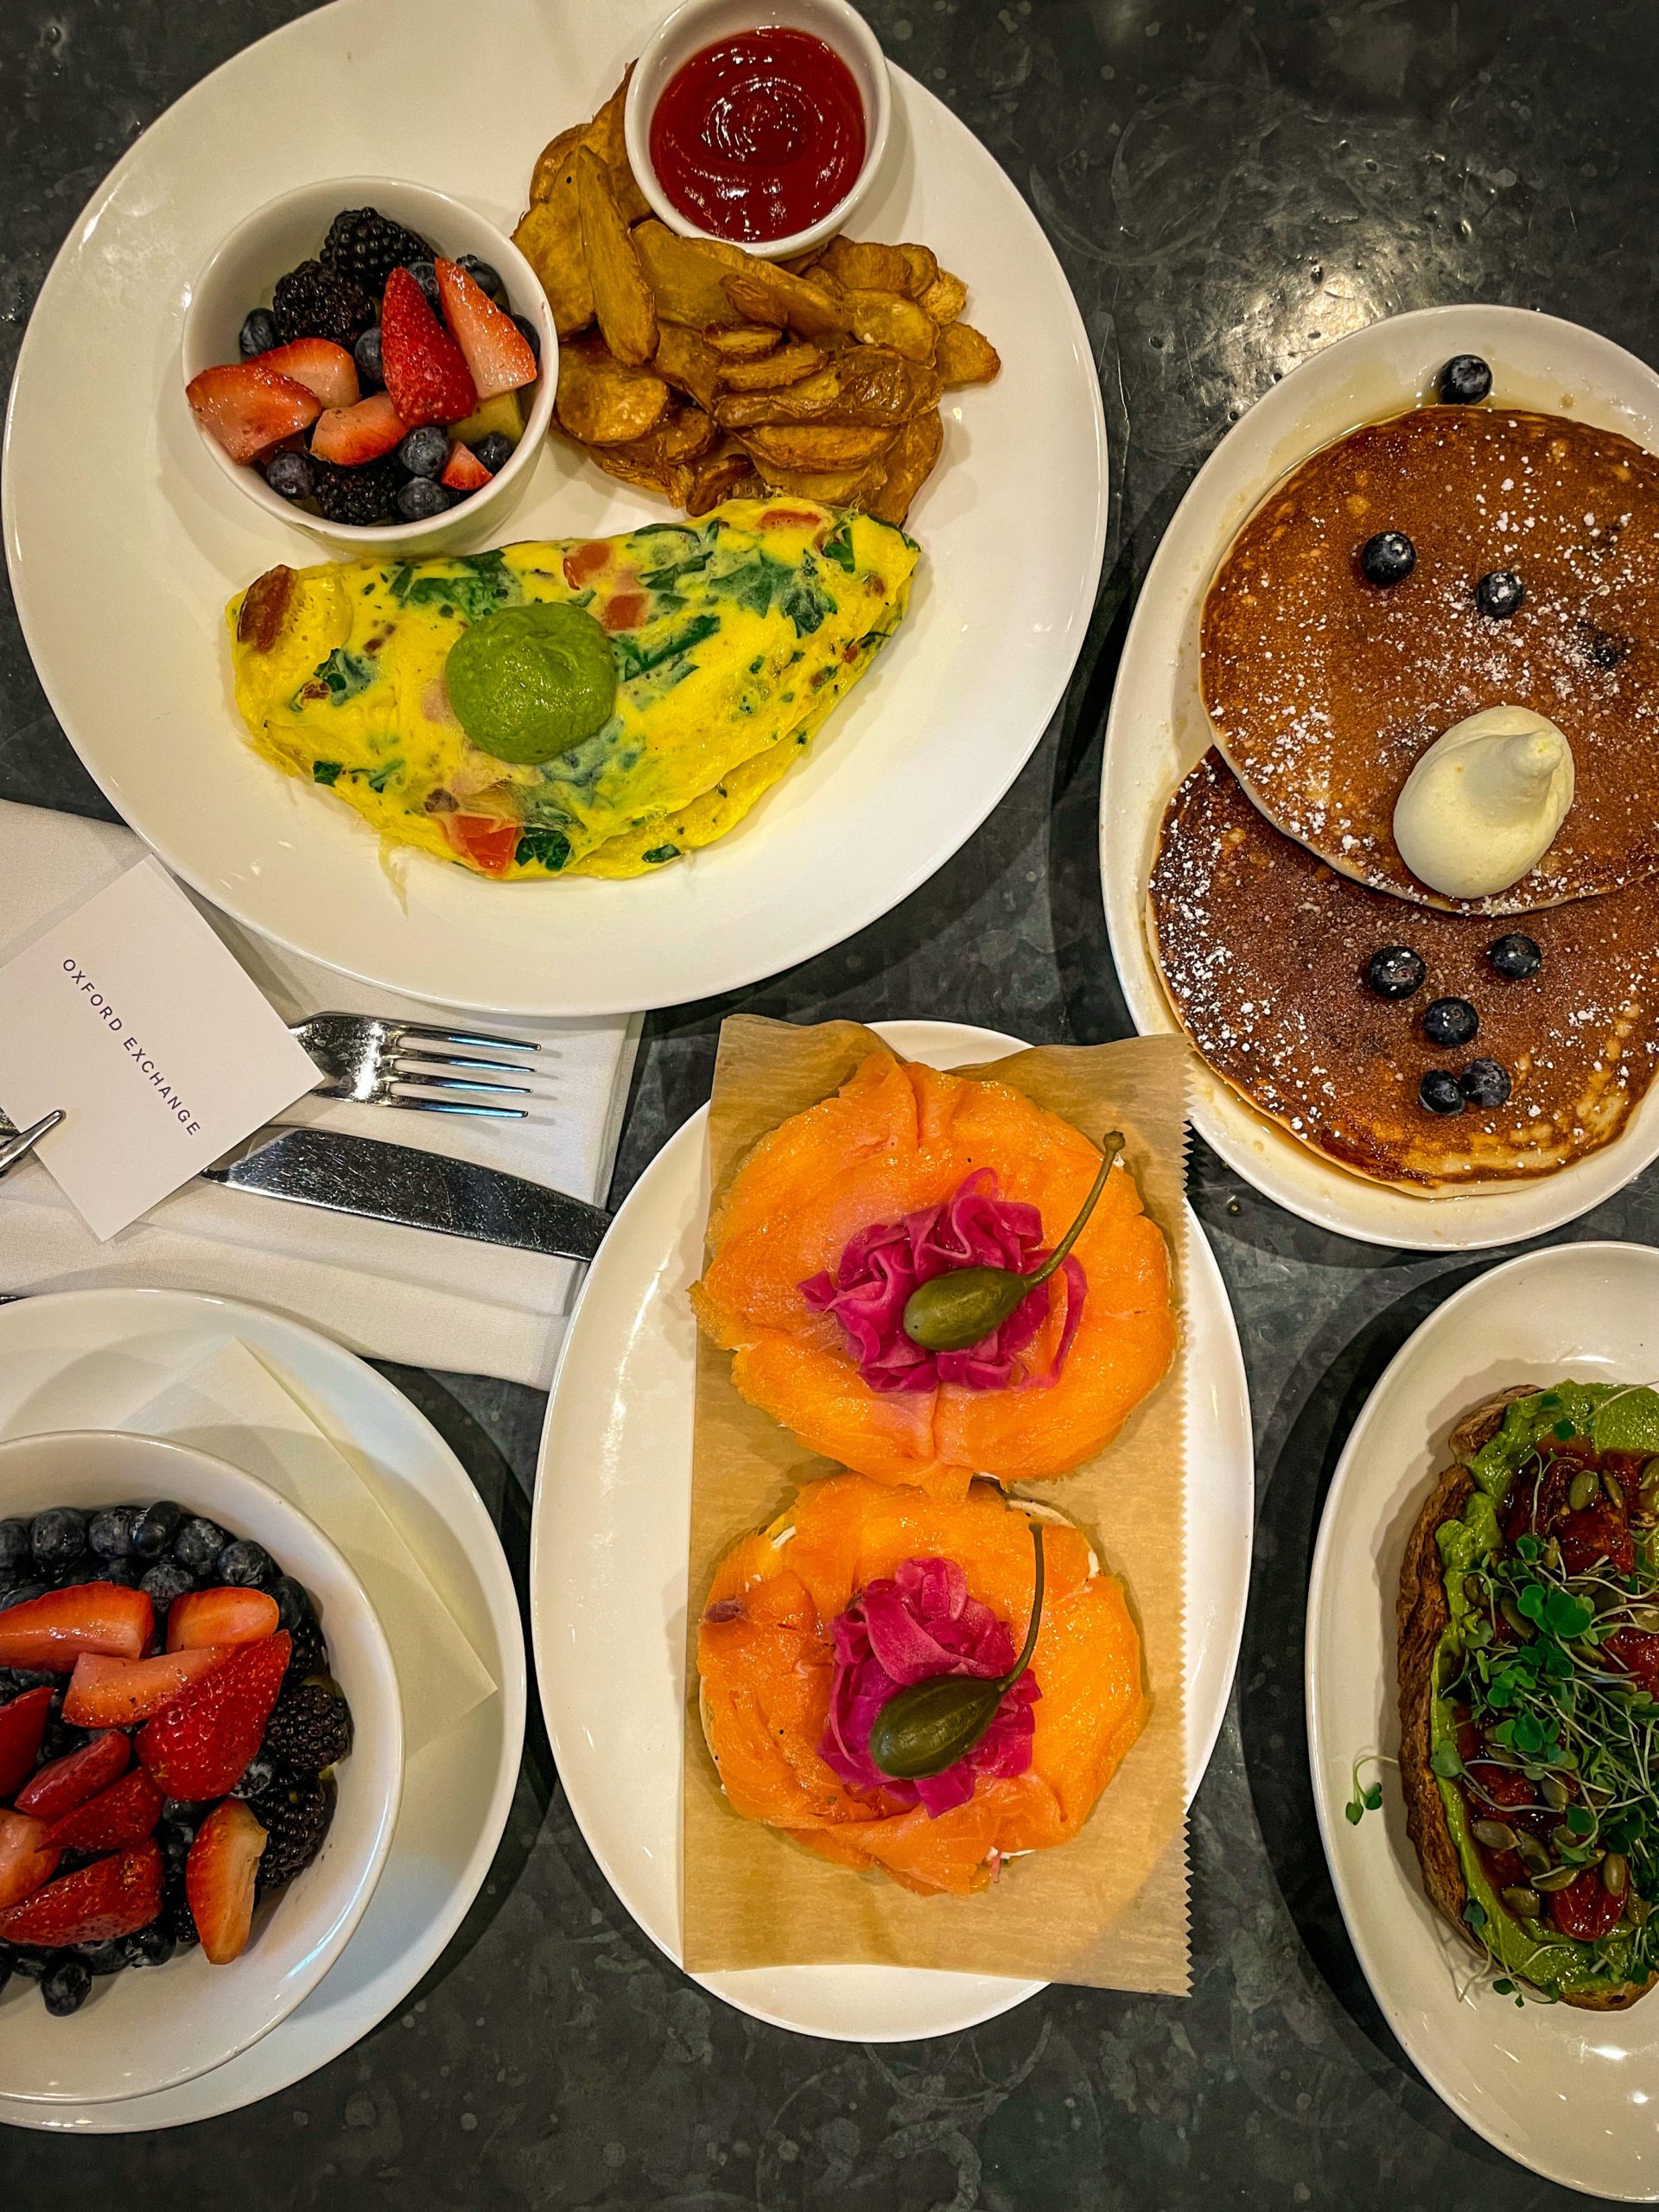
top-left (226, 498), bottom-right (916, 880)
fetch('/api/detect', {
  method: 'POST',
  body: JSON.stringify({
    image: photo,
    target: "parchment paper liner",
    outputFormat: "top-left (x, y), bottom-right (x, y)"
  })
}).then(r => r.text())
top-left (683, 1016), bottom-right (1192, 1993)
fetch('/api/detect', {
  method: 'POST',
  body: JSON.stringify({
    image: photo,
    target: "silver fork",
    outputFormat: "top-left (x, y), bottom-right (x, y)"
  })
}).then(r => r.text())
top-left (291, 1012), bottom-right (541, 1122)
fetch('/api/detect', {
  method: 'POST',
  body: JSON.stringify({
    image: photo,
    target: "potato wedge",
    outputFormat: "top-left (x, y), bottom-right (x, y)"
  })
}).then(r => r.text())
top-left (590, 401), bottom-right (717, 501)
top-left (687, 437), bottom-right (762, 516)
top-left (721, 263), bottom-right (851, 341)
top-left (895, 243), bottom-right (939, 299)
top-left (846, 289), bottom-right (938, 363)
top-left (918, 269), bottom-right (968, 326)
top-left (513, 197), bottom-right (594, 339)
top-left (583, 72), bottom-right (654, 226)
top-left (738, 421), bottom-right (896, 472)
top-left (934, 321), bottom-right (1001, 388)
top-left (715, 349), bottom-right (941, 429)
top-left (576, 147), bottom-right (658, 366)
top-left (716, 340), bottom-right (825, 393)
top-left (818, 238), bottom-right (913, 295)
top-left (530, 124), bottom-right (584, 207)
top-left (868, 408), bottom-right (943, 524)
top-left (653, 323), bottom-right (721, 413)
top-left (703, 321), bottom-right (779, 359)
top-left (633, 220), bottom-right (747, 327)
top-left (744, 453), bottom-right (886, 506)
top-left (556, 335), bottom-right (670, 445)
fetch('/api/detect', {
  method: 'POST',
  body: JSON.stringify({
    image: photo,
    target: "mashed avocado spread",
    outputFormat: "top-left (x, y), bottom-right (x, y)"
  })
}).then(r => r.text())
top-left (445, 601), bottom-right (618, 765)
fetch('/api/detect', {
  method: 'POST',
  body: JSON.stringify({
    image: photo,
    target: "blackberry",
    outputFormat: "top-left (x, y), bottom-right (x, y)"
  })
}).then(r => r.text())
top-left (321, 207), bottom-right (434, 296)
top-left (251, 1772), bottom-right (335, 1891)
top-left (264, 1679), bottom-right (353, 1773)
top-left (287, 1616), bottom-right (327, 1678)
top-left (164, 1885), bottom-right (200, 1950)
top-left (310, 454), bottom-right (404, 529)
top-left (232, 1748), bottom-right (280, 1801)
top-left (272, 258), bottom-right (375, 350)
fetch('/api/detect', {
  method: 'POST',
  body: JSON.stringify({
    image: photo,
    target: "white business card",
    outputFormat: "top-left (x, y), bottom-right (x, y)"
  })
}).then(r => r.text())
top-left (0, 857), bottom-right (319, 1241)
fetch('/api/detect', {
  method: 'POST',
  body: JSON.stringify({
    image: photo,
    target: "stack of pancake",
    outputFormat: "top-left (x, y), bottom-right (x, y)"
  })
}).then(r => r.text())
top-left (1147, 397), bottom-right (1659, 1191)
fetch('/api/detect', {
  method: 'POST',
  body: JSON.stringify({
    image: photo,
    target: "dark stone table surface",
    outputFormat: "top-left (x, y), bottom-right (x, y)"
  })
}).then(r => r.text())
top-left (4, 1), bottom-right (1657, 2202)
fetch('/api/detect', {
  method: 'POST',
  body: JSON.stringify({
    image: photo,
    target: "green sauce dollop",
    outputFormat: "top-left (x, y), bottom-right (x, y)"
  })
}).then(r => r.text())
top-left (445, 602), bottom-right (617, 766)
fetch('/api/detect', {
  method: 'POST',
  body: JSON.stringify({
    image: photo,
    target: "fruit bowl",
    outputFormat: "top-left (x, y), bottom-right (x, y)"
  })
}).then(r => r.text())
top-left (181, 176), bottom-right (558, 553)
top-left (0, 1429), bottom-right (402, 2104)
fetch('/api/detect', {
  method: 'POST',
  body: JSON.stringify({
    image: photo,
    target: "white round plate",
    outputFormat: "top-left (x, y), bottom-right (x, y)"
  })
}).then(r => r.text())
top-left (3, 0), bottom-right (1106, 1018)
top-left (1101, 303), bottom-right (1659, 1250)
top-left (0, 1287), bottom-right (524, 2134)
top-left (1307, 1242), bottom-right (1659, 2199)
top-left (531, 1019), bottom-right (1253, 2041)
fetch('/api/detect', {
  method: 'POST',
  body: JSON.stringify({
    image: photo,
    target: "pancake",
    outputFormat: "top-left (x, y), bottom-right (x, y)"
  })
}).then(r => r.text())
top-left (1147, 751), bottom-right (1659, 1189)
top-left (226, 499), bottom-right (915, 881)
top-left (1202, 405), bottom-right (1659, 913)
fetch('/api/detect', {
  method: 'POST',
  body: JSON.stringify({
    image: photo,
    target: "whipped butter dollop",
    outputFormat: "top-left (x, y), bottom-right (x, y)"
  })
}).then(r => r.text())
top-left (1392, 705), bottom-right (1575, 899)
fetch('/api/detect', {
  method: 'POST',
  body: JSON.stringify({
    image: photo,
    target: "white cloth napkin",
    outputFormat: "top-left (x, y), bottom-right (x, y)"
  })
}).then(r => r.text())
top-left (124, 1338), bottom-right (496, 1758)
top-left (0, 800), bottom-right (639, 1386)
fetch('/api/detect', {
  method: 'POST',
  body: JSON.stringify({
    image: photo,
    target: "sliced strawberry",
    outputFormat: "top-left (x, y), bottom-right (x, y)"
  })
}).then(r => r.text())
top-left (186, 1801), bottom-right (269, 1965)
top-left (44, 1767), bottom-right (163, 1853)
top-left (434, 258), bottom-right (537, 400)
top-left (0, 1810), bottom-right (60, 1912)
top-left (0, 1686), bottom-right (54, 1796)
top-left (255, 335), bottom-right (359, 409)
top-left (63, 1646), bottom-right (229, 1727)
top-left (137, 1631), bottom-right (290, 1800)
top-left (380, 265), bottom-right (476, 427)
top-left (15, 1729), bottom-right (130, 1821)
top-left (0, 1583), bottom-right (153, 1672)
top-left (187, 362), bottom-right (322, 463)
top-left (167, 1588), bottom-right (280, 1655)
top-left (445, 814), bottom-right (520, 876)
top-left (310, 388), bottom-right (408, 465)
top-left (440, 441), bottom-right (493, 492)
top-left (0, 1840), bottom-right (162, 1948)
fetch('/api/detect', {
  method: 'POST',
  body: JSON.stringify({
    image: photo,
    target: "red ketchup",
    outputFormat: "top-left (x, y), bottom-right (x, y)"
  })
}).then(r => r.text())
top-left (648, 29), bottom-right (867, 245)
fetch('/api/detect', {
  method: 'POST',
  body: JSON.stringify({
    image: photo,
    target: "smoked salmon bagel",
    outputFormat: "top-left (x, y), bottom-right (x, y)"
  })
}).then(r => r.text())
top-left (690, 1052), bottom-right (1176, 1496)
top-left (696, 1473), bottom-right (1148, 1897)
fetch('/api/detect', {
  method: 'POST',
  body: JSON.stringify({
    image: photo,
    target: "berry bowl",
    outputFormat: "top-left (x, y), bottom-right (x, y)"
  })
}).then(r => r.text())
top-left (181, 176), bottom-right (558, 553)
top-left (0, 1428), bottom-right (402, 2104)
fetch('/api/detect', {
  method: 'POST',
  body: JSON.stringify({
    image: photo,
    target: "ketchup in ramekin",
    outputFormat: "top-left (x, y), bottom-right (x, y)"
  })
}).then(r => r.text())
top-left (648, 29), bottom-right (867, 245)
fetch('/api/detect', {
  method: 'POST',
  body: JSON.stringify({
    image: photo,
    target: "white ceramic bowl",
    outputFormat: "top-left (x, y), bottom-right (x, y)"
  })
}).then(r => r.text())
top-left (0, 1429), bottom-right (403, 2104)
top-left (181, 176), bottom-right (557, 553)
top-left (624, 0), bottom-right (891, 260)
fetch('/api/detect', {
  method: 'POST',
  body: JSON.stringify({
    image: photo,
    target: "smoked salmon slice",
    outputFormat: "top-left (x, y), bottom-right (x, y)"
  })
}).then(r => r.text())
top-left (691, 1053), bottom-right (1176, 1495)
top-left (696, 1474), bottom-right (1148, 1897)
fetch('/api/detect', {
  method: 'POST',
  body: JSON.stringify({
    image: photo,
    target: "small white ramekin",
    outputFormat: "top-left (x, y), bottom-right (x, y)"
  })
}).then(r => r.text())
top-left (624, 0), bottom-right (892, 263)
top-left (181, 177), bottom-right (557, 554)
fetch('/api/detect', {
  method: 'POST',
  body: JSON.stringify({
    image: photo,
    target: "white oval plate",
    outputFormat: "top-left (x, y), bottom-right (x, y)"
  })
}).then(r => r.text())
top-left (1307, 1241), bottom-right (1659, 2199)
top-left (531, 1019), bottom-right (1253, 2041)
top-left (0, 1288), bottom-right (524, 2134)
top-left (3, 0), bottom-right (1106, 1019)
top-left (1101, 303), bottom-right (1659, 1250)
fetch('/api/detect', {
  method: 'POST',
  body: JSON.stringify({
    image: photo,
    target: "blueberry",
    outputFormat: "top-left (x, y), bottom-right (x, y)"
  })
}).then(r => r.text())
top-left (1, 1582), bottom-right (46, 1613)
top-left (131, 1502), bottom-right (182, 1562)
top-left (473, 432), bottom-right (513, 474)
top-left (354, 323), bottom-right (385, 391)
top-left (1364, 945), bottom-right (1426, 1001)
top-left (263, 449), bottom-right (316, 504)
top-left (1488, 932), bottom-right (1541, 981)
top-left (77, 1940), bottom-right (128, 1977)
top-left (233, 1749), bottom-right (279, 1801)
top-left (457, 253), bottom-right (505, 305)
top-left (1359, 531), bottom-right (1415, 587)
top-left (156, 1819), bottom-right (195, 1878)
top-left (162, 1799), bottom-right (207, 1826)
top-left (1587, 626), bottom-right (1629, 670)
top-left (216, 1539), bottom-right (274, 1589)
top-left (1420, 1071), bottom-right (1466, 1116)
top-left (1440, 353), bottom-right (1492, 405)
top-left (140, 1560), bottom-right (195, 1612)
top-left (41, 1957), bottom-right (92, 2017)
top-left (1475, 569), bottom-right (1524, 619)
top-left (124, 1924), bottom-right (175, 1970)
top-left (172, 1516), bottom-right (226, 1574)
top-left (270, 1576), bottom-right (311, 1636)
top-left (397, 423), bottom-right (449, 478)
top-left (87, 1508), bottom-right (138, 1561)
top-left (166, 1888), bottom-right (200, 1950)
top-left (405, 259), bottom-right (439, 308)
top-left (97, 1559), bottom-right (143, 1590)
top-left (1423, 996), bottom-right (1478, 1048)
top-left (1460, 1058), bottom-right (1512, 1109)
top-left (0, 1521), bottom-right (29, 1572)
top-left (9, 1948), bottom-right (49, 1980)
top-left (238, 308), bottom-right (278, 359)
top-left (396, 476), bottom-right (453, 522)
top-left (512, 313), bottom-right (541, 363)
top-left (30, 1510), bottom-right (86, 1570)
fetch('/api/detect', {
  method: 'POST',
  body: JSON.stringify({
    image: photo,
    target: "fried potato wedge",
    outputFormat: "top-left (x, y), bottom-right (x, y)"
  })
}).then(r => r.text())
top-left (653, 323), bottom-right (722, 412)
top-left (934, 321), bottom-right (1001, 388)
top-left (686, 437), bottom-right (763, 515)
top-left (817, 238), bottom-right (913, 295)
top-left (530, 124), bottom-right (584, 207)
top-left (512, 194), bottom-right (594, 339)
top-left (556, 335), bottom-right (670, 445)
top-left (716, 340), bottom-right (826, 393)
top-left (721, 263), bottom-right (852, 340)
top-left (590, 401), bottom-right (718, 500)
top-left (703, 321), bottom-right (779, 359)
top-left (634, 220), bottom-right (747, 327)
top-left (576, 147), bottom-right (658, 366)
top-left (584, 69), bottom-right (653, 225)
top-left (868, 407), bottom-right (943, 524)
top-left (744, 454), bottom-right (886, 505)
top-left (846, 289), bottom-right (938, 362)
top-left (738, 421), bottom-right (896, 472)
top-left (715, 349), bottom-right (941, 429)
top-left (896, 243), bottom-right (939, 299)
top-left (918, 269), bottom-right (968, 326)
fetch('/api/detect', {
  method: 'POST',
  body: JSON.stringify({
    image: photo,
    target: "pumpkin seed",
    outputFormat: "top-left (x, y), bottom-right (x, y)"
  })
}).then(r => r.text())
top-left (1569, 1469), bottom-right (1601, 1511)
top-left (1553, 1824), bottom-right (1585, 1855)
top-left (1605, 1470), bottom-right (1627, 1511)
top-left (1500, 1596), bottom-right (1535, 1640)
top-left (1471, 1820), bottom-right (1519, 1851)
top-left (1541, 1774), bottom-right (1570, 1811)
top-left (1516, 1834), bottom-right (1554, 1877)
top-left (1543, 1538), bottom-right (1564, 1574)
top-left (1501, 1885), bottom-right (1541, 1919)
top-left (1630, 1892), bottom-right (1653, 1927)
top-left (1604, 1853), bottom-right (1630, 1897)
top-left (1627, 1606), bottom-right (1659, 1634)
top-left (1464, 1573), bottom-right (1487, 1607)
top-left (1534, 1864), bottom-right (1580, 1892)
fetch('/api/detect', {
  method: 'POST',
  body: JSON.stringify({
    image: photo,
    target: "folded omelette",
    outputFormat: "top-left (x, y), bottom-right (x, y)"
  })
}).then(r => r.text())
top-left (226, 498), bottom-right (917, 880)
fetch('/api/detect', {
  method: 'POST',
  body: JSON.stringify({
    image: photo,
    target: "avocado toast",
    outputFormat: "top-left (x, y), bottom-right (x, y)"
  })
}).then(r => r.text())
top-left (1399, 1381), bottom-right (1659, 2007)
